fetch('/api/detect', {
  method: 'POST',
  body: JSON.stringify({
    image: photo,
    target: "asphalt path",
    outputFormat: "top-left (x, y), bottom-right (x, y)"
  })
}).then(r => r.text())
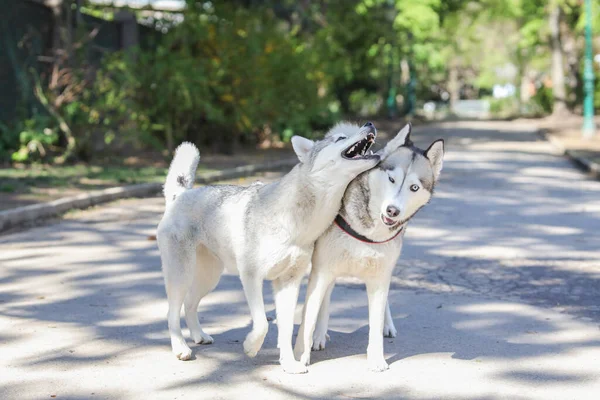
top-left (1, 121), bottom-right (599, 399)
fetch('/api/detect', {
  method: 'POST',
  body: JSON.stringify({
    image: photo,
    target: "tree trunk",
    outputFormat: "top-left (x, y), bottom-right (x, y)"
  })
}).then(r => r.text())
top-left (448, 61), bottom-right (459, 113)
top-left (561, 21), bottom-right (581, 110)
top-left (549, 3), bottom-right (569, 116)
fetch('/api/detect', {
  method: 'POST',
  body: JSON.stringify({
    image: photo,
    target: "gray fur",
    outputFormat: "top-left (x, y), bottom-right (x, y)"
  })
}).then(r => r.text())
top-left (340, 172), bottom-right (374, 229)
top-left (340, 145), bottom-right (437, 234)
top-left (295, 130), bottom-right (445, 372)
top-left (308, 137), bottom-right (334, 166)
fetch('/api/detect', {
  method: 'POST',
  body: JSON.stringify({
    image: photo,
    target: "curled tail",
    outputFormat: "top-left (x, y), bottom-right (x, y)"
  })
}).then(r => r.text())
top-left (164, 142), bottom-right (200, 205)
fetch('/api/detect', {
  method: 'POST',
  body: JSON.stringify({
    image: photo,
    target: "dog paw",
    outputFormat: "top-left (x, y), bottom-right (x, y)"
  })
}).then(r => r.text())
top-left (192, 331), bottom-right (214, 345)
top-left (299, 351), bottom-right (311, 366)
top-left (367, 357), bottom-right (389, 372)
top-left (172, 340), bottom-right (193, 361)
top-left (243, 325), bottom-right (267, 358)
top-left (311, 331), bottom-right (330, 351)
top-left (281, 359), bottom-right (308, 374)
top-left (243, 334), bottom-right (264, 358)
top-left (383, 324), bottom-right (397, 338)
top-left (243, 340), bottom-right (259, 358)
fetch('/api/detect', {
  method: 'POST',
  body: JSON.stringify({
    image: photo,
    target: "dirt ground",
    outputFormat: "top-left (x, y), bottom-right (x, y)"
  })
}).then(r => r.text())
top-left (536, 114), bottom-right (600, 165)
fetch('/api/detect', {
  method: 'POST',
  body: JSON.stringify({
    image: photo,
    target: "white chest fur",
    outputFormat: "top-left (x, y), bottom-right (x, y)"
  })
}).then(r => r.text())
top-left (315, 225), bottom-right (404, 280)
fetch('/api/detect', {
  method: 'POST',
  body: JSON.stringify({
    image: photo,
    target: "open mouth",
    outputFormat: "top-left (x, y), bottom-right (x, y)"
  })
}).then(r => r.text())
top-left (342, 132), bottom-right (376, 160)
top-left (381, 214), bottom-right (397, 226)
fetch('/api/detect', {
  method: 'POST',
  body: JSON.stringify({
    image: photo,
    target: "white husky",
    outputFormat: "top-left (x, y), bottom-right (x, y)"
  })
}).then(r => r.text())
top-left (157, 122), bottom-right (379, 373)
top-left (294, 124), bottom-right (444, 371)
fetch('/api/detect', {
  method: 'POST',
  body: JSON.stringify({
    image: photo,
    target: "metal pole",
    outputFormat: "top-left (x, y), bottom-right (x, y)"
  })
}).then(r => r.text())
top-left (583, 0), bottom-right (595, 138)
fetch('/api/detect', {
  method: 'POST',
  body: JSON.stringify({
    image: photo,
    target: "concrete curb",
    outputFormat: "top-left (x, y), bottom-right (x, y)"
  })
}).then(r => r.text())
top-left (0, 157), bottom-right (298, 233)
top-left (538, 129), bottom-right (600, 180)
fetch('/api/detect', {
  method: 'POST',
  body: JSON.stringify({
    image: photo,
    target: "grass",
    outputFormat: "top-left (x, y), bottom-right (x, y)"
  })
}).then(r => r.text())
top-left (0, 164), bottom-right (214, 194)
top-left (0, 146), bottom-right (293, 210)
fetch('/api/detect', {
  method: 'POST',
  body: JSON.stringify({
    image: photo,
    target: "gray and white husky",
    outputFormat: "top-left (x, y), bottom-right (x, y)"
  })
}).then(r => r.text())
top-left (294, 124), bottom-right (444, 372)
top-left (157, 122), bottom-right (379, 373)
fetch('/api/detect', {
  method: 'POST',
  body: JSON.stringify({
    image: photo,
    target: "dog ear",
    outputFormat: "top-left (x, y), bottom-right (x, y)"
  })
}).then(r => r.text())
top-left (291, 136), bottom-right (315, 163)
top-left (378, 123), bottom-right (411, 157)
top-left (425, 139), bottom-right (444, 182)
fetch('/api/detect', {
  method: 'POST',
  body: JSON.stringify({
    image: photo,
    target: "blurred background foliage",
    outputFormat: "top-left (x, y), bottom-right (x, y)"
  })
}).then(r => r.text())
top-left (0, 0), bottom-right (598, 164)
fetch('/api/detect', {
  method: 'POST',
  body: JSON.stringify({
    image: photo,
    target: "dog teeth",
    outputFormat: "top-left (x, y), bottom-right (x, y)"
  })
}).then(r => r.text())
top-left (346, 136), bottom-right (375, 158)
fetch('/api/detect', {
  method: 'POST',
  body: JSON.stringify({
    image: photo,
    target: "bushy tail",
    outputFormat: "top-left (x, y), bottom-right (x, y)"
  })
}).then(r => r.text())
top-left (164, 142), bottom-right (200, 205)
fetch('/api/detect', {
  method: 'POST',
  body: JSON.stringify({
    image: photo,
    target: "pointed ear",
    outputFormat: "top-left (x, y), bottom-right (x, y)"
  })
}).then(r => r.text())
top-left (291, 136), bottom-right (315, 163)
top-left (425, 139), bottom-right (444, 182)
top-left (378, 123), bottom-right (411, 157)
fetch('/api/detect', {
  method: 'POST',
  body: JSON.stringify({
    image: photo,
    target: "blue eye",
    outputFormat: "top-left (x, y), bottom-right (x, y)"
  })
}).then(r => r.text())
top-left (410, 184), bottom-right (420, 192)
top-left (335, 136), bottom-right (347, 143)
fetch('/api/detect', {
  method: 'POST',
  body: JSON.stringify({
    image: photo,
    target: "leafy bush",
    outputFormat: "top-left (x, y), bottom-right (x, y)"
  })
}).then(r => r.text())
top-left (0, 114), bottom-right (59, 163)
top-left (3, 4), bottom-right (336, 163)
top-left (10, 115), bottom-right (59, 162)
top-left (487, 96), bottom-right (519, 118)
top-left (348, 89), bottom-right (384, 117)
top-left (88, 5), bottom-right (336, 154)
top-left (530, 85), bottom-right (554, 115)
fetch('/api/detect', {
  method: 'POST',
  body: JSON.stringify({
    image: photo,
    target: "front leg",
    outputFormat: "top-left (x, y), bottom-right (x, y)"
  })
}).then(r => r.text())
top-left (272, 271), bottom-right (307, 374)
top-left (294, 270), bottom-right (335, 366)
top-left (239, 270), bottom-right (268, 358)
top-left (365, 277), bottom-right (392, 372)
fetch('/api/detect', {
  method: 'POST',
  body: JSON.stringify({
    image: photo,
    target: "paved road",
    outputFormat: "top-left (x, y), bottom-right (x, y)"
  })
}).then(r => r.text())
top-left (1, 121), bottom-right (600, 399)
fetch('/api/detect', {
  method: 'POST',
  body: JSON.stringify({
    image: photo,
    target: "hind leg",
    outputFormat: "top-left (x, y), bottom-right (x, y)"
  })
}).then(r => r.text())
top-left (184, 247), bottom-right (223, 345)
top-left (239, 268), bottom-right (268, 358)
top-left (383, 300), bottom-right (397, 338)
top-left (160, 238), bottom-right (196, 361)
top-left (312, 281), bottom-right (335, 351)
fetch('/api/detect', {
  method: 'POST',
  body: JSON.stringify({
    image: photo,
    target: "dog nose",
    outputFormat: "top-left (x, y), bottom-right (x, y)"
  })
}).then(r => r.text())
top-left (386, 206), bottom-right (400, 218)
top-left (363, 121), bottom-right (374, 128)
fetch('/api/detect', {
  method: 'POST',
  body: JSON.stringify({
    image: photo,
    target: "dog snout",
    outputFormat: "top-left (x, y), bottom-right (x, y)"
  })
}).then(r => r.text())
top-left (386, 205), bottom-right (400, 218)
top-left (363, 121), bottom-right (374, 128)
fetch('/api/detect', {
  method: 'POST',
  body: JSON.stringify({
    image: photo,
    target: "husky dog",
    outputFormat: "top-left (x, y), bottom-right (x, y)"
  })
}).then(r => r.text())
top-left (157, 122), bottom-right (379, 373)
top-left (294, 124), bottom-right (444, 372)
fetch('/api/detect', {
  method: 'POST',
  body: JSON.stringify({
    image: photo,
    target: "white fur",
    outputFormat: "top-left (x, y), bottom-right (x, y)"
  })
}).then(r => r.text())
top-left (294, 127), bottom-right (444, 372)
top-left (426, 140), bottom-right (444, 180)
top-left (295, 225), bottom-right (404, 372)
top-left (291, 136), bottom-right (315, 163)
top-left (380, 123), bottom-right (411, 157)
top-left (157, 123), bottom-right (379, 373)
top-left (163, 142), bottom-right (200, 206)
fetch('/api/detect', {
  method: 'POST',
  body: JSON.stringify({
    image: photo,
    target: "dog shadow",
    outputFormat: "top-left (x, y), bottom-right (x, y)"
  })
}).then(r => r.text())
top-left (300, 304), bottom-right (600, 374)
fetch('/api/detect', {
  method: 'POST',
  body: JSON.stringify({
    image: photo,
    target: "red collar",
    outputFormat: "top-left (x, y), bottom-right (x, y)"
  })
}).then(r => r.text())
top-left (334, 215), bottom-right (404, 244)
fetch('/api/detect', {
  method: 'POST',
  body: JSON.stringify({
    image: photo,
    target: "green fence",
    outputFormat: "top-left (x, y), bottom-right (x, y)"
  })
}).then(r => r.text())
top-left (0, 1), bottom-right (53, 124)
top-left (0, 1), bottom-right (157, 126)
